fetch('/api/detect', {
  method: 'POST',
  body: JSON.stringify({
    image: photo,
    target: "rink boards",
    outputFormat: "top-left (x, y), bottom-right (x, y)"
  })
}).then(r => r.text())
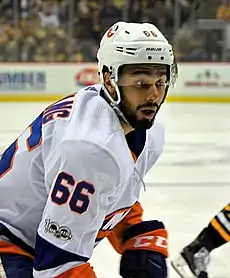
top-left (0, 63), bottom-right (230, 103)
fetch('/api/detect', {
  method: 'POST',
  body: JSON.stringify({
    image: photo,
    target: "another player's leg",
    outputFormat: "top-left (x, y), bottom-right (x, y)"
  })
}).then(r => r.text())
top-left (171, 203), bottom-right (230, 278)
top-left (0, 253), bottom-right (33, 278)
top-left (171, 228), bottom-right (210, 278)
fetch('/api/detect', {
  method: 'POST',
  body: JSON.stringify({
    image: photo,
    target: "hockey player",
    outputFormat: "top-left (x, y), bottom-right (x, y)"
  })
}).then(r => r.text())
top-left (171, 202), bottom-right (230, 278)
top-left (0, 21), bottom-right (177, 277)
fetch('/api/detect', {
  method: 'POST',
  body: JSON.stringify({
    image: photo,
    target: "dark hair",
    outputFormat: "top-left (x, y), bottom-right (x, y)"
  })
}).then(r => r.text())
top-left (102, 65), bottom-right (124, 80)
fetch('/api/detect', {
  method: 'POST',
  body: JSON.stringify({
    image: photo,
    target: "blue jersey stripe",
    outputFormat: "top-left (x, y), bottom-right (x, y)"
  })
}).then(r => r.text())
top-left (34, 233), bottom-right (89, 271)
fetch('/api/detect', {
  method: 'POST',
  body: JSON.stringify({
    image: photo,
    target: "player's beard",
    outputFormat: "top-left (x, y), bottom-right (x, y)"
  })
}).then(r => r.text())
top-left (118, 91), bottom-right (159, 130)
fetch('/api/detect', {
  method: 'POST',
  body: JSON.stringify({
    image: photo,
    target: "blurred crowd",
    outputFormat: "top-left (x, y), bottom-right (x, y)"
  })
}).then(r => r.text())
top-left (0, 0), bottom-right (229, 62)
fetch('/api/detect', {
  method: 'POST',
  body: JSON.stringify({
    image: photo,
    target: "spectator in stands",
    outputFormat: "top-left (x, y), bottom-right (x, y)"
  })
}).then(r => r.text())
top-left (0, 0), bottom-right (226, 62)
top-left (127, 0), bottom-right (143, 23)
top-left (0, 33), bottom-right (8, 62)
top-left (216, 0), bottom-right (230, 20)
top-left (39, 1), bottom-right (60, 28)
top-left (173, 25), bottom-right (207, 61)
top-left (143, 0), bottom-right (173, 40)
top-left (99, 1), bottom-right (122, 34)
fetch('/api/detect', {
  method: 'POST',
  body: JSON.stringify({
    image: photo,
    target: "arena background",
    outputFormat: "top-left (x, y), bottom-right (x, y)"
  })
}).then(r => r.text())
top-left (0, 0), bottom-right (230, 102)
top-left (0, 1), bottom-right (230, 277)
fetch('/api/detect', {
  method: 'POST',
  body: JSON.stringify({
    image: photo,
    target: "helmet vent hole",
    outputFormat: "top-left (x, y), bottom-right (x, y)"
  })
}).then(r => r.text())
top-left (148, 56), bottom-right (152, 60)
top-left (160, 56), bottom-right (165, 60)
top-left (125, 30), bottom-right (130, 34)
top-left (116, 46), bottom-right (124, 53)
top-left (115, 46), bottom-right (137, 55)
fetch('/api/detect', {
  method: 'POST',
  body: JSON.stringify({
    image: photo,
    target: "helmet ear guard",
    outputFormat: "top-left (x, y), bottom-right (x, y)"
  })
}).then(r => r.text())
top-left (101, 65), bottom-right (121, 105)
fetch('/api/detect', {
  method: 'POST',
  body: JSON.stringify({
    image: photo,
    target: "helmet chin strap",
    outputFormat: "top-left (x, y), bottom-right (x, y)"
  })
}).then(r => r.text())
top-left (102, 79), bottom-right (130, 125)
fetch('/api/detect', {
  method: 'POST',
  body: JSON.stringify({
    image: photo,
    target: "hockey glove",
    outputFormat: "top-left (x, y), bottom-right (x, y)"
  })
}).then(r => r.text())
top-left (120, 220), bottom-right (168, 278)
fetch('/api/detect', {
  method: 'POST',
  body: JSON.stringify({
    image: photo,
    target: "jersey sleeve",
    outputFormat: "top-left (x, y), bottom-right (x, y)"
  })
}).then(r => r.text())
top-left (33, 140), bottom-right (120, 278)
top-left (107, 202), bottom-right (143, 254)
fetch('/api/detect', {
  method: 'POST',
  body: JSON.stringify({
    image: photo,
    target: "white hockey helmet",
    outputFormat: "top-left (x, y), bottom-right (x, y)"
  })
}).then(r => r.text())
top-left (97, 21), bottom-right (176, 86)
top-left (97, 21), bottom-right (177, 124)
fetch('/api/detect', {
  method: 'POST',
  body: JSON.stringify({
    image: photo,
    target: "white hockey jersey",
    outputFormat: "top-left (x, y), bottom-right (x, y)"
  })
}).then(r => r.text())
top-left (0, 84), bottom-right (165, 277)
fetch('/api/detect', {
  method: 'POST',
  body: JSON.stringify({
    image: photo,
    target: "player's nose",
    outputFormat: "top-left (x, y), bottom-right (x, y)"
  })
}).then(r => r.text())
top-left (146, 85), bottom-right (160, 102)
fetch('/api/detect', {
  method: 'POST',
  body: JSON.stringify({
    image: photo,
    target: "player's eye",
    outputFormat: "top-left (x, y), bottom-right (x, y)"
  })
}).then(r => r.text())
top-left (135, 80), bottom-right (152, 89)
top-left (135, 80), bottom-right (169, 89)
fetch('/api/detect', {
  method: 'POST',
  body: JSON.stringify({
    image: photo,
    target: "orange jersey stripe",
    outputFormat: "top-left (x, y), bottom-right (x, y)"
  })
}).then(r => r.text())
top-left (131, 151), bottom-right (137, 163)
top-left (56, 263), bottom-right (96, 278)
top-left (96, 207), bottom-right (132, 242)
top-left (107, 202), bottom-right (143, 254)
top-left (96, 230), bottom-right (111, 240)
top-left (0, 240), bottom-right (34, 260)
top-left (211, 218), bottom-right (230, 242)
top-left (104, 207), bottom-right (131, 221)
top-left (224, 204), bottom-right (230, 211)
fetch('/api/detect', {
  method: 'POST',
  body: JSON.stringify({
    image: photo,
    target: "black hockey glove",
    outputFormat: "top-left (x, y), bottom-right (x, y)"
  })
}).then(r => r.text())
top-left (120, 220), bottom-right (168, 278)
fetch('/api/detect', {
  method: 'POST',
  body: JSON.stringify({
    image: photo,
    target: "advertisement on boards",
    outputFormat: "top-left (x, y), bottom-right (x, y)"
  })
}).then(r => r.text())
top-left (0, 70), bottom-right (47, 92)
top-left (171, 63), bottom-right (230, 97)
top-left (74, 66), bottom-right (100, 87)
top-left (0, 62), bottom-right (230, 101)
top-left (0, 63), bottom-right (99, 97)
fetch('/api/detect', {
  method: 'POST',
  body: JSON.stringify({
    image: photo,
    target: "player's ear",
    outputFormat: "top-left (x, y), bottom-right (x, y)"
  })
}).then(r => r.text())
top-left (103, 72), bottom-right (116, 99)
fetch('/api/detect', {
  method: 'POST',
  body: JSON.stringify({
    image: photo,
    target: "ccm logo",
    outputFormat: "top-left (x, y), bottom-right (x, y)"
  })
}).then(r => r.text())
top-left (133, 235), bottom-right (167, 248)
